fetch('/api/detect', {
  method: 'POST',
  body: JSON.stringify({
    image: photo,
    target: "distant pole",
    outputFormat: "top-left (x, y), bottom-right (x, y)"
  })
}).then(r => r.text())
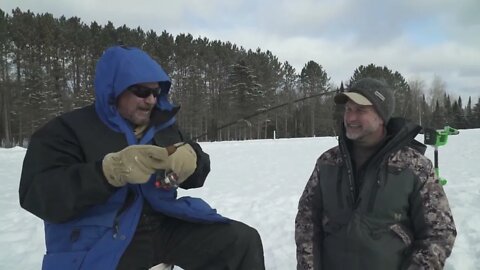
top-left (273, 130), bottom-right (276, 140)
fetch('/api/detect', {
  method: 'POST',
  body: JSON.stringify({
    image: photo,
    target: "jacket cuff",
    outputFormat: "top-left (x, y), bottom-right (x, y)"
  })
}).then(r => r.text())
top-left (95, 160), bottom-right (119, 192)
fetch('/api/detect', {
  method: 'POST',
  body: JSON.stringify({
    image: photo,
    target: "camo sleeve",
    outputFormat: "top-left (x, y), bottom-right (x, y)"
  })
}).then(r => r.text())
top-left (404, 149), bottom-right (457, 269)
top-left (295, 158), bottom-right (321, 270)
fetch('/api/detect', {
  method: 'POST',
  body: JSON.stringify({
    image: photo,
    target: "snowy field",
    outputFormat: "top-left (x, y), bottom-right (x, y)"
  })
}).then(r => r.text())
top-left (1, 129), bottom-right (479, 269)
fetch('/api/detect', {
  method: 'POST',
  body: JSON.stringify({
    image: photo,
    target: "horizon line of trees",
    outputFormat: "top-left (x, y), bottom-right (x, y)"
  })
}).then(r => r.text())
top-left (1, 8), bottom-right (480, 147)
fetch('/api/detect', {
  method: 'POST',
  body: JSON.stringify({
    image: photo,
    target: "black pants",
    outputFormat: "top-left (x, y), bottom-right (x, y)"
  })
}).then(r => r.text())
top-left (117, 213), bottom-right (265, 270)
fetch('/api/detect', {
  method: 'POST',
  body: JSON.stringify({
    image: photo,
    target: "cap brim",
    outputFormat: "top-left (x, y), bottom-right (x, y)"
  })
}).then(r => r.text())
top-left (334, 92), bottom-right (372, 106)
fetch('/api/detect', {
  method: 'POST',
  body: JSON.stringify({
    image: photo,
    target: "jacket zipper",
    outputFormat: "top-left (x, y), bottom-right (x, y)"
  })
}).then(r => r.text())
top-left (339, 141), bottom-right (356, 208)
top-left (336, 165), bottom-right (345, 209)
top-left (367, 161), bottom-right (388, 212)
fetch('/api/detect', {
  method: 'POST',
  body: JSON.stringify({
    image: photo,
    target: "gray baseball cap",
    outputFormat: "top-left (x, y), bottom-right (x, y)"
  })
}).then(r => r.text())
top-left (334, 77), bottom-right (395, 123)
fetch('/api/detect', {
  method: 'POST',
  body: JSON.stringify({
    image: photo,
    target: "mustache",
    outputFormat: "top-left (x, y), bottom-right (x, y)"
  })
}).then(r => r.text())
top-left (138, 105), bottom-right (155, 110)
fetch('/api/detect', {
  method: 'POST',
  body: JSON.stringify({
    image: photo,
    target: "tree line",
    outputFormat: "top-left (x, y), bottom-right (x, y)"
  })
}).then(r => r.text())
top-left (1, 8), bottom-right (480, 147)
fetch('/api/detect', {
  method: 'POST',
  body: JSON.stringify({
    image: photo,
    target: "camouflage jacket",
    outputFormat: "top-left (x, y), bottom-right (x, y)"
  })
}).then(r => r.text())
top-left (295, 118), bottom-right (456, 270)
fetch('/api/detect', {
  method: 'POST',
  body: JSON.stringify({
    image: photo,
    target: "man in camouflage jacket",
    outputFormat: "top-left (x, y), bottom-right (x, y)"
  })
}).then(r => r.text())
top-left (295, 78), bottom-right (456, 270)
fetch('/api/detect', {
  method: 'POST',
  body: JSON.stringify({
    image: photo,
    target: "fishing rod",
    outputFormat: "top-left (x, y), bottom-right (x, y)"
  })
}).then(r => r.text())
top-left (155, 89), bottom-right (338, 188)
top-left (191, 89), bottom-right (339, 141)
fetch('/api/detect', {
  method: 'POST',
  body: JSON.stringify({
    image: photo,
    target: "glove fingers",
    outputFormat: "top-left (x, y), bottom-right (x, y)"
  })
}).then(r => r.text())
top-left (141, 146), bottom-right (169, 161)
top-left (131, 155), bottom-right (157, 175)
top-left (128, 145), bottom-right (170, 171)
top-left (137, 153), bottom-right (169, 170)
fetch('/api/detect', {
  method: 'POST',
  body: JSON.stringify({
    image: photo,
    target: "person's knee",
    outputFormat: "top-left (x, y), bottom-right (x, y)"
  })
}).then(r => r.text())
top-left (230, 221), bottom-right (262, 249)
top-left (244, 225), bottom-right (262, 245)
top-left (206, 221), bottom-right (265, 269)
top-left (230, 222), bottom-right (265, 268)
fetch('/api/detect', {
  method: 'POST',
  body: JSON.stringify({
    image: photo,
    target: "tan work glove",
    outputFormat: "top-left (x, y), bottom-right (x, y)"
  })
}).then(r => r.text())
top-left (164, 143), bottom-right (197, 184)
top-left (102, 145), bottom-right (169, 187)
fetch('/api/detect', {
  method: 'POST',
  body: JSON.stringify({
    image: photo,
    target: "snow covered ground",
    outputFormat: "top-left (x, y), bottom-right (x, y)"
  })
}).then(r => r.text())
top-left (1, 129), bottom-right (478, 269)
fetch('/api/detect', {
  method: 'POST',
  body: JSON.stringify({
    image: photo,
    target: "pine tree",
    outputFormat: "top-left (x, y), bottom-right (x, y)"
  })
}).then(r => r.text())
top-left (277, 61), bottom-right (298, 138)
top-left (431, 100), bottom-right (446, 129)
top-left (472, 98), bottom-right (480, 128)
top-left (0, 9), bottom-right (12, 146)
top-left (244, 48), bottom-right (283, 138)
top-left (227, 59), bottom-right (261, 139)
top-left (465, 97), bottom-right (473, 128)
top-left (443, 93), bottom-right (452, 125)
top-left (299, 60), bottom-right (330, 137)
top-left (451, 98), bottom-right (467, 129)
top-left (419, 94), bottom-right (432, 128)
top-left (332, 82), bottom-right (345, 135)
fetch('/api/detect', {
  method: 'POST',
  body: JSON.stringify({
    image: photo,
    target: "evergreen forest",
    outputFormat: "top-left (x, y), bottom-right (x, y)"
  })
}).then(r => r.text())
top-left (1, 8), bottom-right (479, 147)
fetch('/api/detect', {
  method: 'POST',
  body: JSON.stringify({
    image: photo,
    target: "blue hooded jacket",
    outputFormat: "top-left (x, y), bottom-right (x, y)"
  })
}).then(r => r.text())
top-left (41, 46), bottom-right (228, 270)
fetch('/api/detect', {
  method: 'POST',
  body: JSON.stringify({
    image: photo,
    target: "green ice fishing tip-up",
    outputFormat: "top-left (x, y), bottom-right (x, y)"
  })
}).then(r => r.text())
top-left (423, 126), bottom-right (459, 185)
top-left (424, 126), bottom-right (460, 147)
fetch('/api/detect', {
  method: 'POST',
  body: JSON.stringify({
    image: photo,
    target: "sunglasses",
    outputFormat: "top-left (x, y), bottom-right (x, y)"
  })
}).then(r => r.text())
top-left (128, 85), bottom-right (162, 98)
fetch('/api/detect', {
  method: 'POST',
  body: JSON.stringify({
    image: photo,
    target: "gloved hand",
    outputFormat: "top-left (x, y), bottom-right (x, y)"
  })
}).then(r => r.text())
top-left (165, 143), bottom-right (198, 184)
top-left (102, 145), bottom-right (169, 187)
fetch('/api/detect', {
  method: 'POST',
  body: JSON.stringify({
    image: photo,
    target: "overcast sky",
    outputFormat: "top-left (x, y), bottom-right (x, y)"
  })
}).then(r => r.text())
top-left (3, 0), bottom-right (479, 101)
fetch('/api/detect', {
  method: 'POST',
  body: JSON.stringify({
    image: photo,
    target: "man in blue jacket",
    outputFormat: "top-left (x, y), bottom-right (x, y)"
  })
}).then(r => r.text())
top-left (19, 46), bottom-right (265, 270)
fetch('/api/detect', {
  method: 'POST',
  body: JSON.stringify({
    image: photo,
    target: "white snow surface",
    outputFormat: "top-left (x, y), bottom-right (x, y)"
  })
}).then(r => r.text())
top-left (1, 130), bottom-right (479, 269)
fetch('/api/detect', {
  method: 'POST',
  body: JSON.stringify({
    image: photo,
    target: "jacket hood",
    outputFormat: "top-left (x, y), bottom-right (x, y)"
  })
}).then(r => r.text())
top-left (94, 46), bottom-right (175, 136)
top-left (386, 117), bottom-right (426, 154)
